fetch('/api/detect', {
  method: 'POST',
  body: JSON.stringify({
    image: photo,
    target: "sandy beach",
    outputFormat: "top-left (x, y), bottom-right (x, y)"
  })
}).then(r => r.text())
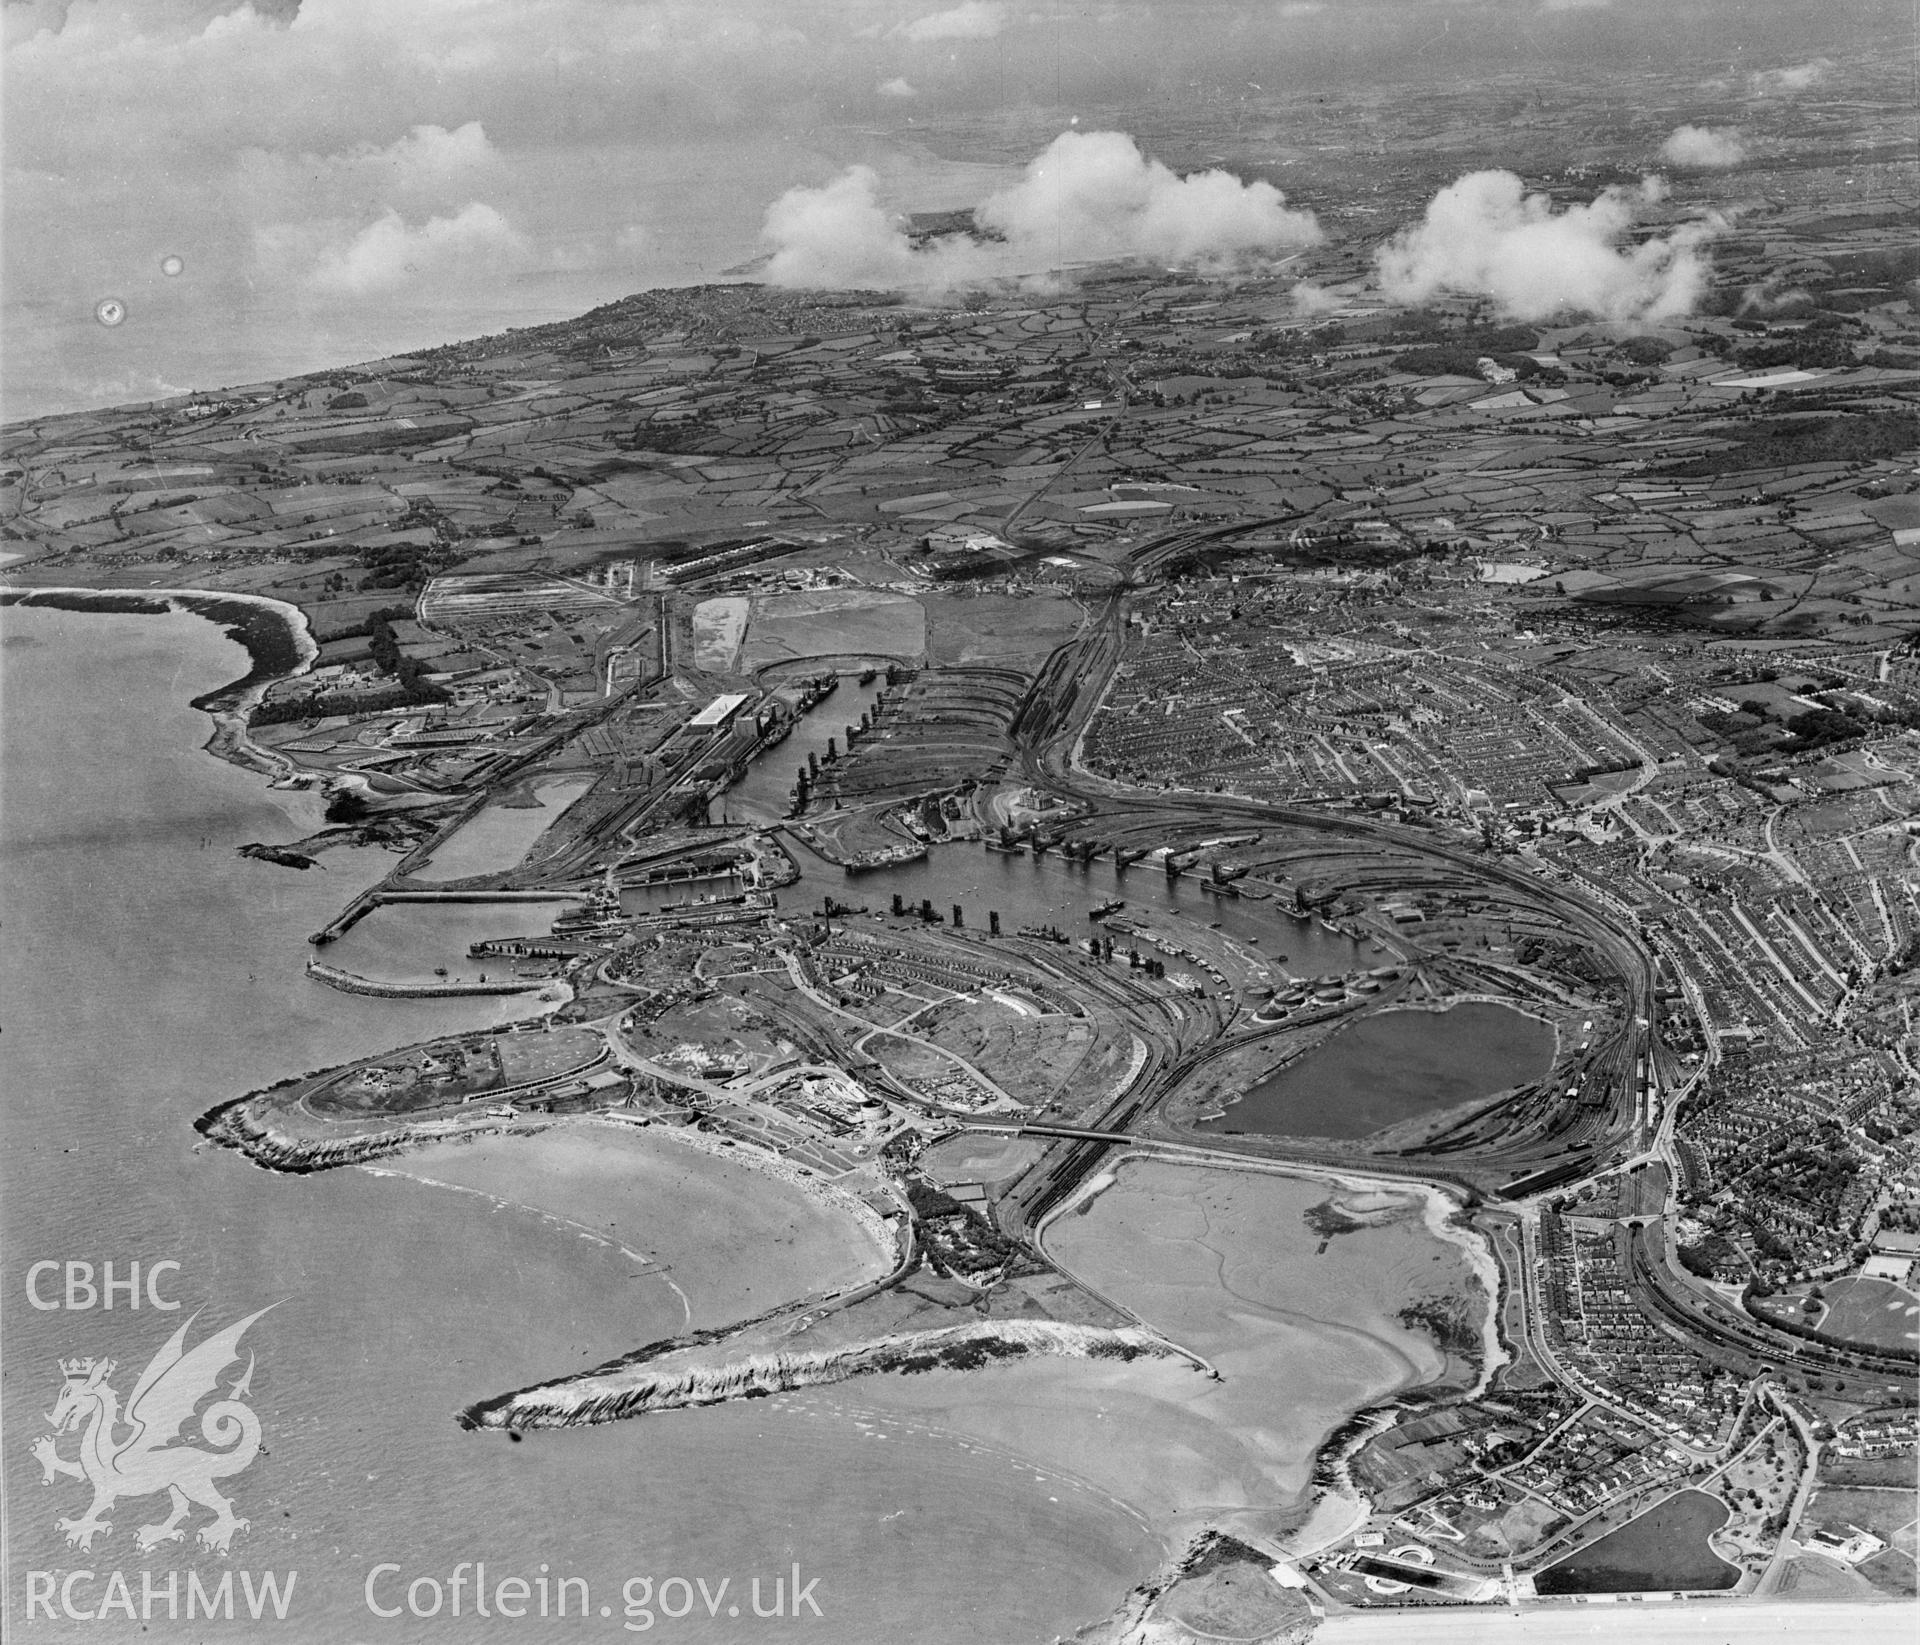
top-left (1315, 1597), bottom-right (1918, 1645)
top-left (382, 1117), bottom-right (894, 1330)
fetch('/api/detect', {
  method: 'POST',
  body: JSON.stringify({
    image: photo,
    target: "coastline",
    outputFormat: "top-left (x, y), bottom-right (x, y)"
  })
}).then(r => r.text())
top-left (0, 582), bottom-right (317, 710)
top-left (194, 1089), bottom-right (526, 1173)
top-left (0, 554), bottom-right (1544, 1645)
top-left (459, 1319), bottom-right (1183, 1431)
top-left (1, 583), bottom-right (345, 801)
top-left (7, 591), bottom-right (1581, 1627)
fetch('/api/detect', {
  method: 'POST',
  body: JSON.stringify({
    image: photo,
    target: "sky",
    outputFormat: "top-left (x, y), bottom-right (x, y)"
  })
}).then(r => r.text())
top-left (1, 0), bottom-right (1900, 420)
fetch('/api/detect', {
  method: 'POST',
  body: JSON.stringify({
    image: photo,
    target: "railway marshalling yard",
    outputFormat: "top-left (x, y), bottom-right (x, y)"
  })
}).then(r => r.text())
top-left (8, 114), bottom-right (1920, 1639)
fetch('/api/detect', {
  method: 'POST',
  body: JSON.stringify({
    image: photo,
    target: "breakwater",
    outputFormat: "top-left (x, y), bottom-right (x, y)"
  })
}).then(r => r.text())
top-left (305, 957), bottom-right (545, 998)
top-left (311, 887), bottom-right (589, 945)
top-left (459, 1320), bottom-right (1180, 1431)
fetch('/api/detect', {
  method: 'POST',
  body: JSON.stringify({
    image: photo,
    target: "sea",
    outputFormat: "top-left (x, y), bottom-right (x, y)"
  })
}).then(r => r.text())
top-left (1, 606), bottom-right (1165, 1643)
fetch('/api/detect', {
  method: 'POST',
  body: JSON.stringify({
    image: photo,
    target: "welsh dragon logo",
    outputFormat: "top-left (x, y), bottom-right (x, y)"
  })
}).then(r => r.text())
top-left (31, 1307), bottom-right (273, 1556)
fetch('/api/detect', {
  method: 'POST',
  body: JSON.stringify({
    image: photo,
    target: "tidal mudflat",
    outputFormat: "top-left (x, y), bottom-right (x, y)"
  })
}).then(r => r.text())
top-left (855, 1158), bottom-right (1487, 1543)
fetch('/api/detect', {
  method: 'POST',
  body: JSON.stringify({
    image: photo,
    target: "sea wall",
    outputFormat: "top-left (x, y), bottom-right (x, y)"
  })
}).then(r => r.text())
top-left (459, 1319), bottom-right (1179, 1431)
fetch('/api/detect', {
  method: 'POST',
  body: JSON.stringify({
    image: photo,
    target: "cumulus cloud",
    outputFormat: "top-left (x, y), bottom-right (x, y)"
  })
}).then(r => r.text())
top-left (891, 2), bottom-right (1006, 41)
top-left (981, 131), bottom-right (1322, 266)
top-left (1375, 171), bottom-right (1718, 324)
top-left (762, 166), bottom-right (984, 288)
top-left (2, 0), bottom-right (1843, 420)
top-left (762, 129), bottom-right (1321, 291)
top-left (1288, 280), bottom-right (1342, 316)
top-left (301, 202), bottom-right (531, 295)
top-left (235, 121), bottom-right (500, 219)
top-left (1660, 124), bottom-right (1745, 168)
top-left (1747, 58), bottom-right (1831, 96)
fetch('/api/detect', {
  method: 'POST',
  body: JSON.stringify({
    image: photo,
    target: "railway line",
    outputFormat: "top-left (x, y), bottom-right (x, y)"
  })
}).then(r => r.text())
top-left (984, 532), bottom-right (1741, 1393)
top-left (1624, 1221), bottom-right (1916, 1394)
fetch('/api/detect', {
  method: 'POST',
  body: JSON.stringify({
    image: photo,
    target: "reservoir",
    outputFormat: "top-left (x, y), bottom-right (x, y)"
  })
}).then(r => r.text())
top-left (1200, 1002), bottom-right (1556, 1140)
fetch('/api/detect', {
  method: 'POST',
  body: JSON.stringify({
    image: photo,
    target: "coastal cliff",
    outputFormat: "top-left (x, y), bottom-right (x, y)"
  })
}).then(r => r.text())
top-left (459, 1319), bottom-right (1181, 1431)
top-left (196, 1094), bottom-right (516, 1174)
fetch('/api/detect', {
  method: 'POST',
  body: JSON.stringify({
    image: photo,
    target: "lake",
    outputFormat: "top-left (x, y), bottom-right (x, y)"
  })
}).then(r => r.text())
top-left (1534, 1489), bottom-right (1740, 1594)
top-left (1200, 1002), bottom-right (1557, 1140)
top-left (413, 778), bottom-right (596, 882)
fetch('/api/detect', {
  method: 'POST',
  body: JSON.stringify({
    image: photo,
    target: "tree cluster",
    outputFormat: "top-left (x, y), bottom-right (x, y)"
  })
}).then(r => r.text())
top-left (1659, 411), bottom-right (1919, 478)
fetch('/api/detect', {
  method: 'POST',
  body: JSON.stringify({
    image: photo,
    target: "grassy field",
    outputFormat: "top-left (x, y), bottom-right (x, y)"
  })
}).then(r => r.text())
top-left (497, 1024), bottom-right (605, 1082)
top-left (922, 589), bottom-right (1084, 668)
top-left (1155, 1540), bottom-right (1314, 1639)
top-left (918, 1131), bottom-right (1047, 1190)
top-left (1803, 1483), bottom-right (1918, 1598)
top-left (1822, 1455), bottom-right (1920, 1487)
top-left (1811, 1276), bottom-right (1920, 1351)
top-left (637, 992), bottom-right (790, 1075)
